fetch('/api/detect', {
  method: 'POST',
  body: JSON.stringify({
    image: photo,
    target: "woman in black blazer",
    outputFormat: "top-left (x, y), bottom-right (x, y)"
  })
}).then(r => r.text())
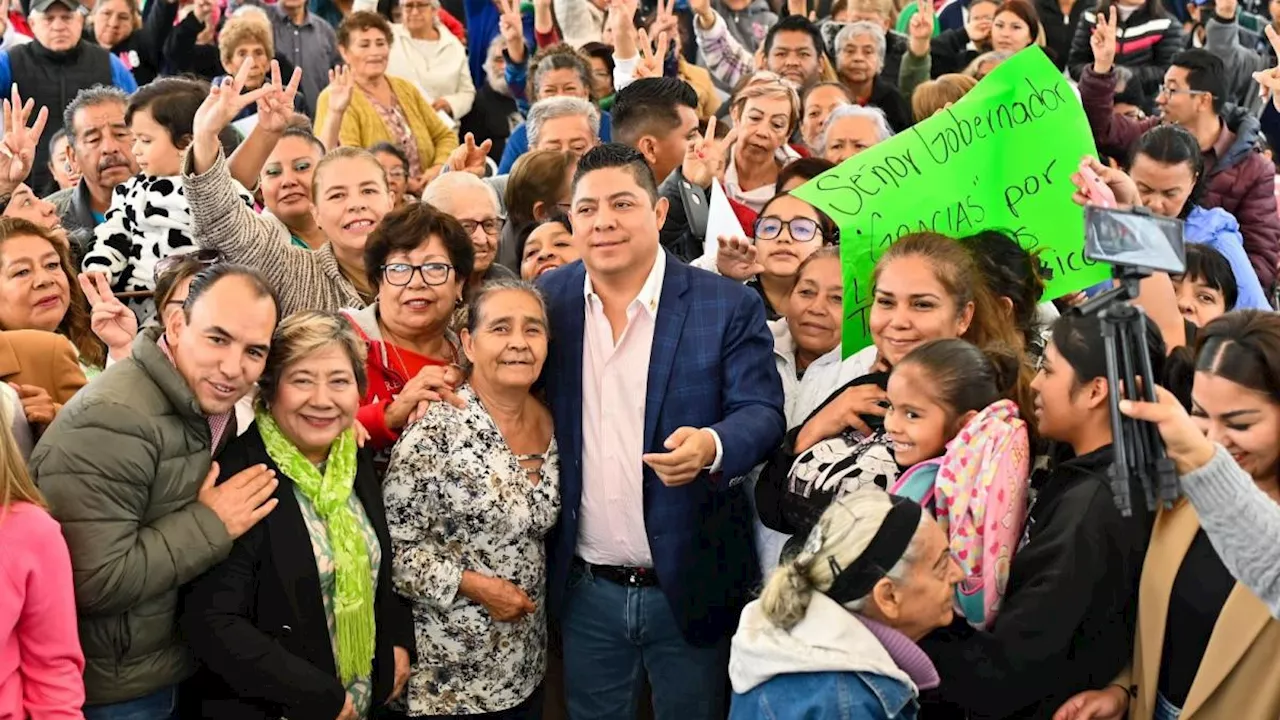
top-left (182, 311), bottom-right (413, 720)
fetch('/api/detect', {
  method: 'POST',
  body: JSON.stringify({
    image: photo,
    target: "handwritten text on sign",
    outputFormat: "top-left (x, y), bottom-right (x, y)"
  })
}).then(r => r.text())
top-left (792, 48), bottom-right (1110, 358)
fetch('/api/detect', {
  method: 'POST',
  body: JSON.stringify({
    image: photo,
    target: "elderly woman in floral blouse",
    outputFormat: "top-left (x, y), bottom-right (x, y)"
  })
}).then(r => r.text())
top-left (383, 278), bottom-right (558, 719)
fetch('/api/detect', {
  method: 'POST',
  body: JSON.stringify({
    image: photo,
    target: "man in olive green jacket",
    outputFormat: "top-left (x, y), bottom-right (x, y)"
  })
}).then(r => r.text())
top-left (31, 266), bottom-right (282, 715)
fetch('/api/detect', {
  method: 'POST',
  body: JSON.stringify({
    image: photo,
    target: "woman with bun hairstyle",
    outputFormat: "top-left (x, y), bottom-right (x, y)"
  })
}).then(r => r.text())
top-left (919, 312), bottom-right (1156, 719)
top-left (1057, 311), bottom-right (1280, 720)
top-left (730, 487), bottom-right (965, 720)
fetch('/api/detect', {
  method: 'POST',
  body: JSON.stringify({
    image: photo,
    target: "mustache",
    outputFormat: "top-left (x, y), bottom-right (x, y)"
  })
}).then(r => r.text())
top-left (98, 154), bottom-right (131, 172)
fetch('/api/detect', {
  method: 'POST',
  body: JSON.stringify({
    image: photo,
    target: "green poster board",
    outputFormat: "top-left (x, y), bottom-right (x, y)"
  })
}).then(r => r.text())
top-left (792, 47), bottom-right (1111, 358)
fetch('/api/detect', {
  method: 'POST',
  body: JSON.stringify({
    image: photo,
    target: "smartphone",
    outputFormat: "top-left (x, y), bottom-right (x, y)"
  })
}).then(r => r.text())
top-left (1078, 160), bottom-right (1117, 209)
top-left (1084, 205), bottom-right (1186, 274)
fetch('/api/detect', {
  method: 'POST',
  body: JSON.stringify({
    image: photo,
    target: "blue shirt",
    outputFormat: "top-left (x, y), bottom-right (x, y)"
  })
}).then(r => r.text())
top-left (1184, 205), bottom-right (1272, 310)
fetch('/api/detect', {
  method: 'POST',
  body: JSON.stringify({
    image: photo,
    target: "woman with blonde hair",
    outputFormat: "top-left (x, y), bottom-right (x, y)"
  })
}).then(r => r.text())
top-left (0, 414), bottom-right (85, 719)
top-left (911, 73), bottom-right (978, 122)
top-left (726, 80), bottom-right (803, 212)
top-left (730, 487), bottom-right (963, 719)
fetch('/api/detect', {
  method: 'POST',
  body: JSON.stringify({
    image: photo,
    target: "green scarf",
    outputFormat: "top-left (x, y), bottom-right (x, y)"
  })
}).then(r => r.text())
top-left (256, 410), bottom-right (374, 685)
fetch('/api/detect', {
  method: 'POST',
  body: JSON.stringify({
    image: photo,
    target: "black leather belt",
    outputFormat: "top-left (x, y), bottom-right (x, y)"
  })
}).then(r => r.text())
top-left (576, 558), bottom-right (659, 587)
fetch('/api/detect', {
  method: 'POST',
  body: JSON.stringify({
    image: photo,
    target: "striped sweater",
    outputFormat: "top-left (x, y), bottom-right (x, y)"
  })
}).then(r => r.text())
top-left (1066, 5), bottom-right (1184, 94)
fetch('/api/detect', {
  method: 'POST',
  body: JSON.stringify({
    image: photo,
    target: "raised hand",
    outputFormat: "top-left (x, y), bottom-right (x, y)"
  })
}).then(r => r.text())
top-left (0, 84), bottom-right (48, 190)
top-left (255, 60), bottom-right (304, 134)
top-left (689, 0), bottom-right (714, 29)
top-left (326, 65), bottom-right (355, 118)
top-left (1091, 6), bottom-right (1118, 74)
top-left (651, 0), bottom-right (679, 40)
top-left (907, 0), bottom-right (934, 57)
top-left (634, 28), bottom-right (669, 79)
top-left (1253, 25), bottom-right (1280, 110)
top-left (193, 60), bottom-right (278, 143)
top-left (716, 235), bottom-right (764, 280)
top-left (447, 132), bottom-right (493, 177)
top-left (79, 272), bottom-right (138, 361)
top-left (497, 0), bottom-right (527, 63)
top-left (682, 115), bottom-right (738, 188)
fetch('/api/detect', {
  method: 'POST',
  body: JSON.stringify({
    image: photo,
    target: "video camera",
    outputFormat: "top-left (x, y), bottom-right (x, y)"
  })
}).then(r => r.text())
top-left (1071, 206), bottom-right (1184, 517)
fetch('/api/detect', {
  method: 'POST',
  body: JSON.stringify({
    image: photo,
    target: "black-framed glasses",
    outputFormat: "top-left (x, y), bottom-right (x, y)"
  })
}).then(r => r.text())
top-left (754, 216), bottom-right (822, 243)
top-left (382, 262), bottom-right (454, 286)
top-left (460, 218), bottom-right (504, 237)
top-left (155, 248), bottom-right (222, 283)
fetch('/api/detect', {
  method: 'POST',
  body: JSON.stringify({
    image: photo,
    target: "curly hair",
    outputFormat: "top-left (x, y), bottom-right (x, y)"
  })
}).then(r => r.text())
top-left (218, 13), bottom-right (275, 66)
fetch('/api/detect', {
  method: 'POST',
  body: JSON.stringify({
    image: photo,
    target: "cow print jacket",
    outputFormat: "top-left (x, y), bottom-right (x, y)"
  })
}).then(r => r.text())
top-left (83, 173), bottom-right (254, 324)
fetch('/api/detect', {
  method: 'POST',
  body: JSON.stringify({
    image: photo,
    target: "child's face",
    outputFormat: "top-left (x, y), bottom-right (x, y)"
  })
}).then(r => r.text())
top-left (130, 108), bottom-right (183, 177)
top-left (884, 363), bottom-right (955, 467)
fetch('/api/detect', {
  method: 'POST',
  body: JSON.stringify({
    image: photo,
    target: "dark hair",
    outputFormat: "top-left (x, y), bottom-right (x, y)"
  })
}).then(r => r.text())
top-left (580, 41), bottom-right (616, 85)
top-left (1130, 124), bottom-right (1205, 218)
top-left (219, 125), bottom-right (244, 156)
top-left (612, 77), bottom-right (699, 149)
top-left (572, 143), bottom-right (659, 204)
top-left (1112, 65), bottom-right (1153, 117)
top-left (776, 157), bottom-right (836, 193)
top-left (182, 263), bottom-right (282, 325)
top-left (1051, 311), bottom-right (1166, 392)
top-left (1186, 311), bottom-right (1280, 403)
top-left (46, 128), bottom-right (69, 162)
top-left (1171, 49), bottom-right (1226, 114)
top-left (363, 202), bottom-right (475, 290)
top-left (63, 85), bottom-right (130, 147)
top-left (759, 191), bottom-right (839, 245)
top-left (0, 217), bottom-right (104, 368)
top-left (764, 14), bottom-right (826, 62)
top-left (280, 126), bottom-right (327, 158)
top-left (961, 230), bottom-right (1046, 354)
top-left (515, 211), bottom-right (574, 267)
top-left (802, 81), bottom-right (853, 107)
top-left (994, 0), bottom-right (1041, 43)
top-left (154, 254), bottom-right (212, 310)
top-left (125, 77), bottom-right (210, 149)
top-left (896, 338), bottom-right (1023, 417)
top-left (337, 10), bottom-right (393, 47)
top-left (369, 141), bottom-right (410, 172)
top-left (1095, 0), bottom-right (1166, 20)
top-left (1179, 243), bottom-right (1238, 310)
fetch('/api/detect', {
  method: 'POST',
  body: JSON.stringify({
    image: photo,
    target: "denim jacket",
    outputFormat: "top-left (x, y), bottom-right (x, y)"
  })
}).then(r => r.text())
top-left (729, 594), bottom-right (938, 720)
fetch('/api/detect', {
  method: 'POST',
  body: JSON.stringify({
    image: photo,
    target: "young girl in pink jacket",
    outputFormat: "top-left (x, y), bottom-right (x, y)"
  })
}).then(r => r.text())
top-left (0, 412), bottom-right (84, 719)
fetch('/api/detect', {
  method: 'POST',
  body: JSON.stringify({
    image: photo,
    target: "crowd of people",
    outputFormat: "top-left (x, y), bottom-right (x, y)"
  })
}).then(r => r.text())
top-left (2, 0), bottom-right (1280, 715)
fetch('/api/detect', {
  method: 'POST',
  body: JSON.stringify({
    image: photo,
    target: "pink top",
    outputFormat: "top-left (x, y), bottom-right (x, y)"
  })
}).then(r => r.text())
top-left (0, 502), bottom-right (85, 720)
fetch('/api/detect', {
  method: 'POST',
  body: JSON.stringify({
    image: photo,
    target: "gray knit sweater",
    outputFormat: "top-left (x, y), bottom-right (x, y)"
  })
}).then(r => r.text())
top-left (1182, 445), bottom-right (1280, 618)
top-left (180, 147), bottom-right (367, 316)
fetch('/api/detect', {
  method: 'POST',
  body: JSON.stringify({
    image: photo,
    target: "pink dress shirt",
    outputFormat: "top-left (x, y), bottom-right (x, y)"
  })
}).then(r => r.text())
top-left (0, 502), bottom-right (85, 719)
top-left (577, 251), bottom-right (722, 568)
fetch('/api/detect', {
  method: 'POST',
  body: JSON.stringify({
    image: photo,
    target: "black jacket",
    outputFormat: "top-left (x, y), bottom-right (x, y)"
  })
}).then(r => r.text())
top-left (162, 13), bottom-right (304, 109)
top-left (459, 82), bottom-right (521, 162)
top-left (868, 75), bottom-right (913, 133)
top-left (91, 0), bottom-right (179, 86)
top-left (930, 27), bottom-right (983, 76)
top-left (918, 445), bottom-right (1150, 720)
top-left (181, 426), bottom-right (414, 720)
top-left (1067, 5), bottom-right (1183, 95)
top-left (1036, 0), bottom-right (1090, 70)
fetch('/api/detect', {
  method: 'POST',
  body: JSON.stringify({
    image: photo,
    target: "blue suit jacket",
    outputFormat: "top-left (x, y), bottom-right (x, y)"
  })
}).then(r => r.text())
top-left (538, 253), bottom-right (785, 647)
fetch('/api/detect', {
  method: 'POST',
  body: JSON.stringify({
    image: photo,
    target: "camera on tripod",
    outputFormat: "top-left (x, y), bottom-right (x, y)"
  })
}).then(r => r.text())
top-left (1070, 205), bottom-right (1185, 517)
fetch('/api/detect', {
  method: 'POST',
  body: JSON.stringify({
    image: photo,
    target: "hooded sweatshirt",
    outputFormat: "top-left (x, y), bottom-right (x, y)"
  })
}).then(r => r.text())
top-left (1184, 205), bottom-right (1273, 310)
top-left (730, 593), bottom-right (939, 719)
top-left (713, 0), bottom-right (777, 54)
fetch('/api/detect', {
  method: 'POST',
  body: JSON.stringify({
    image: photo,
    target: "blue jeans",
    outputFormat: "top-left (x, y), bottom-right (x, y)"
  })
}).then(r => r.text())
top-left (561, 562), bottom-right (727, 720)
top-left (83, 686), bottom-right (178, 720)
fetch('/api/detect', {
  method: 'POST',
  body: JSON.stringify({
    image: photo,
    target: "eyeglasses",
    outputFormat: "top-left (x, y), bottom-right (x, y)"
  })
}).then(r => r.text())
top-left (754, 216), bottom-right (822, 243)
top-left (382, 262), bottom-right (454, 286)
top-left (155, 248), bottom-right (222, 283)
top-left (1157, 86), bottom-right (1211, 99)
top-left (400, 1), bottom-right (433, 10)
top-left (384, 168), bottom-right (408, 180)
top-left (460, 218), bottom-right (503, 237)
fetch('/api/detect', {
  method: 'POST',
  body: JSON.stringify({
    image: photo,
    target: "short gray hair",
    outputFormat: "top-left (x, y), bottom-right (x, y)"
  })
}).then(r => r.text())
top-left (526, 96), bottom-right (601, 148)
top-left (63, 85), bottom-right (130, 146)
top-left (465, 277), bottom-right (549, 334)
top-left (421, 172), bottom-right (501, 217)
top-left (835, 21), bottom-right (886, 67)
top-left (816, 104), bottom-right (893, 156)
top-left (530, 51), bottom-right (592, 101)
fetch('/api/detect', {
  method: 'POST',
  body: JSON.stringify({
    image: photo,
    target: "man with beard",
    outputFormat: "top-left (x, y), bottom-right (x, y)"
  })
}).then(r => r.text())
top-left (0, 0), bottom-right (137, 194)
top-left (460, 36), bottom-right (524, 161)
top-left (44, 86), bottom-right (138, 258)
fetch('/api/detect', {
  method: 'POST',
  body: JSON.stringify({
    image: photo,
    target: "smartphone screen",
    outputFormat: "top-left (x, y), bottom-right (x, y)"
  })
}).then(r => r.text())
top-left (1083, 206), bottom-right (1186, 275)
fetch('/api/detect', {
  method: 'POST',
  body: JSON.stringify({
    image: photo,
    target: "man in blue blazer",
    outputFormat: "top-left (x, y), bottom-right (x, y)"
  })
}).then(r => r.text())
top-left (538, 144), bottom-right (785, 719)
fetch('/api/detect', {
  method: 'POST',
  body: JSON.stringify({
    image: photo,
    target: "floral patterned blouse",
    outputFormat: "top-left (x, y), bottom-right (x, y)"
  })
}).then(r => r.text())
top-left (383, 386), bottom-right (559, 716)
top-left (366, 91), bottom-right (423, 178)
top-left (293, 481), bottom-right (383, 718)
